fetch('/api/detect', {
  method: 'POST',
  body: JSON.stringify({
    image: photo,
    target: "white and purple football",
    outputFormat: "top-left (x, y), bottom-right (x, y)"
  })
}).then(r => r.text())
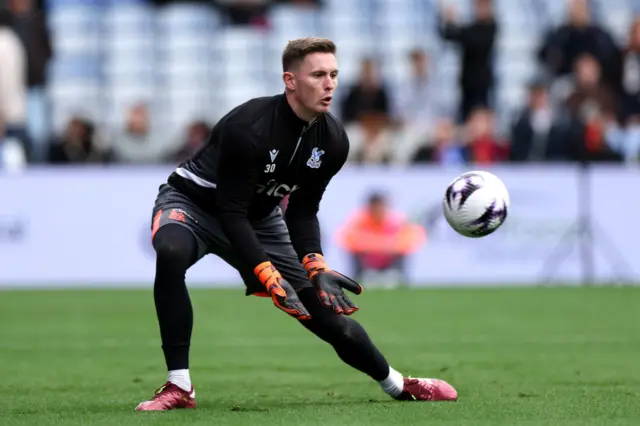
top-left (443, 171), bottom-right (509, 238)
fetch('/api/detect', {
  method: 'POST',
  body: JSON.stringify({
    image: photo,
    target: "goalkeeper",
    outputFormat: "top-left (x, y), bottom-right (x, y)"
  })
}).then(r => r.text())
top-left (136, 37), bottom-right (457, 411)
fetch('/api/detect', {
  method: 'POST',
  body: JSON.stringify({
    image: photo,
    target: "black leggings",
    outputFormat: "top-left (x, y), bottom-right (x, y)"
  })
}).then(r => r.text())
top-left (153, 224), bottom-right (390, 381)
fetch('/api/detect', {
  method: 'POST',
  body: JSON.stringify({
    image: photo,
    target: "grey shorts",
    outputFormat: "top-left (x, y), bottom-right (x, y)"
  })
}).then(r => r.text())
top-left (151, 183), bottom-right (312, 295)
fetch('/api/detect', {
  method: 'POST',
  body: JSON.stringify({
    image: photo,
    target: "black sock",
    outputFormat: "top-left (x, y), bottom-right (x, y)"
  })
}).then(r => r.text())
top-left (152, 224), bottom-right (198, 371)
top-left (297, 288), bottom-right (390, 381)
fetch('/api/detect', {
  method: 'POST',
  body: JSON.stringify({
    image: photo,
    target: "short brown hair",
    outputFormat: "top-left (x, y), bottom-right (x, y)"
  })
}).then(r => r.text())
top-left (282, 37), bottom-right (336, 72)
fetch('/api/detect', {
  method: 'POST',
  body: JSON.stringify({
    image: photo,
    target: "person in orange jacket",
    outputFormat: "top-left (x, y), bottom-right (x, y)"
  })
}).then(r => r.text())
top-left (336, 192), bottom-right (427, 284)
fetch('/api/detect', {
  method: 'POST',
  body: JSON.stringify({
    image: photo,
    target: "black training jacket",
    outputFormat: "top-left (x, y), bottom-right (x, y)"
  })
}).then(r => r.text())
top-left (168, 93), bottom-right (349, 269)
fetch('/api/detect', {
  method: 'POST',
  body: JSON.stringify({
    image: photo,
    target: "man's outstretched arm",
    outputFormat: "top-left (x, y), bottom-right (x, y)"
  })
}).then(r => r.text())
top-left (216, 125), bottom-right (310, 320)
top-left (285, 134), bottom-right (362, 314)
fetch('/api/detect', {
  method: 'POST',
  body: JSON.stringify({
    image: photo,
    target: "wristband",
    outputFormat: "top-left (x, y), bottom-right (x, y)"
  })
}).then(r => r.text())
top-left (254, 261), bottom-right (281, 284)
top-left (302, 253), bottom-right (329, 279)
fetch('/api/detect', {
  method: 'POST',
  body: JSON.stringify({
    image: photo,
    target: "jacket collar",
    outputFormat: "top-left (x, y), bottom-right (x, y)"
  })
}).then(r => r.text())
top-left (280, 93), bottom-right (321, 130)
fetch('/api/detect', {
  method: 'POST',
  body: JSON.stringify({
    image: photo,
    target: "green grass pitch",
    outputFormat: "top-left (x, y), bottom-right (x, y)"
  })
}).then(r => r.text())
top-left (1, 286), bottom-right (639, 425)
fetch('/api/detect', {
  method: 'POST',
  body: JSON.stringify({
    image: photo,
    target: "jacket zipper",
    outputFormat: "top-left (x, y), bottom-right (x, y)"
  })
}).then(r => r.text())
top-left (288, 117), bottom-right (318, 166)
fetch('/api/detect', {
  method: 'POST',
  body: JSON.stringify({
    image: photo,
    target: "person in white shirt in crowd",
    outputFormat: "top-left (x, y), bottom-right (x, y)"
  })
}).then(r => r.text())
top-left (393, 48), bottom-right (455, 163)
top-left (0, 113), bottom-right (27, 171)
top-left (605, 17), bottom-right (640, 163)
top-left (7, 0), bottom-right (53, 162)
top-left (0, 8), bottom-right (29, 160)
top-left (111, 103), bottom-right (174, 164)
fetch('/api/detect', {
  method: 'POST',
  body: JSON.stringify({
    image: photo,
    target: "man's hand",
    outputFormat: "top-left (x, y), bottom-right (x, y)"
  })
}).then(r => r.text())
top-left (438, 0), bottom-right (456, 22)
top-left (302, 253), bottom-right (363, 315)
top-left (254, 261), bottom-right (311, 320)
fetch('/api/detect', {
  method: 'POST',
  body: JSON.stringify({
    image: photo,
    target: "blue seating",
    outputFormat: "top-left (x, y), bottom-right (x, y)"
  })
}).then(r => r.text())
top-left (44, 0), bottom-right (640, 155)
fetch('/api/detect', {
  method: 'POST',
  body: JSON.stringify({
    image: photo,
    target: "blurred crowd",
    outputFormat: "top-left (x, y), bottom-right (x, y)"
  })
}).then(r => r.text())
top-left (1, 0), bottom-right (640, 170)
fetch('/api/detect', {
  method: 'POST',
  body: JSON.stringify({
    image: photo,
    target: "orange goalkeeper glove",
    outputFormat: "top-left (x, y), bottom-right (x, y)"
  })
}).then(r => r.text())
top-left (254, 261), bottom-right (311, 320)
top-left (302, 253), bottom-right (363, 315)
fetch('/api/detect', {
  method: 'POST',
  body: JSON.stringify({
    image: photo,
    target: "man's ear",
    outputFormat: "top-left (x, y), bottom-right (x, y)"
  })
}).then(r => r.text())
top-left (283, 71), bottom-right (296, 91)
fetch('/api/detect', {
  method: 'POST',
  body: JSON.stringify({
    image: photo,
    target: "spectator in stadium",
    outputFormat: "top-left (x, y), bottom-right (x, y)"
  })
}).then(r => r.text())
top-left (621, 17), bottom-right (640, 123)
top-left (0, 113), bottom-right (27, 171)
top-left (166, 120), bottom-right (210, 164)
top-left (340, 58), bottom-right (390, 125)
top-left (0, 8), bottom-right (30, 160)
top-left (393, 48), bottom-right (453, 154)
top-left (110, 103), bottom-right (171, 164)
top-left (214, 0), bottom-right (270, 27)
top-left (537, 0), bottom-right (621, 91)
top-left (274, 0), bottom-right (320, 4)
top-left (411, 117), bottom-right (467, 165)
top-left (346, 112), bottom-right (394, 164)
top-left (603, 19), bottom-right (640, 164)
top-left (565, 54), bottom-right (618, 120)
top-left (465, 107), bottom-right (507, 164)
top-left (336, 192), bottom-right (426, 287)
top-left (561, 54), bottom-right (622, 162)
top-left (152, 0), bottom-right (210, 4)
top-left (47, 116), bottom-right (112, 164)
top-left (603, 119), bottom-right (640, 164)
top-left (438, 0), bottom-right (497, 123)
top-left (7, 0), bottom-right (52, 162)
top-left (510, 80), bottom-right (575, 162)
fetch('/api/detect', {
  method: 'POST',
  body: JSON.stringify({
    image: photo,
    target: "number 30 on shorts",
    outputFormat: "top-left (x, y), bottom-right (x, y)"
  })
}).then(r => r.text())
top-left (265, 164), bottom-right (276, 173)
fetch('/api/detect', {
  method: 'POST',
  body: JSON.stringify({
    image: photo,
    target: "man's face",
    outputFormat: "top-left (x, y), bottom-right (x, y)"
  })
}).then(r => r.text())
top-left (568, 0), bottom-right (590, 27)
top-left (369, 199), bottom-right (387, 222)
top-left (575, 56), bottom-right (600, 87)
top-left (529, 87), bottom-right (549, 109)
top-left (631, 19), bottom-right (640, 48)
top-left (475, 0), bottom-right (493, 20)
top-left (434, 119), bottom-right (455, 143)
top-left (410, 52), bottom-right (428, 77)
top-left (288, 52), bottom-right (338, 116)
top-left (187, 123), bottom-right (208, 146)
top-left (9, 0), bottom-right (32, 14)
top-left (126, 105), bottom-right (149, 135)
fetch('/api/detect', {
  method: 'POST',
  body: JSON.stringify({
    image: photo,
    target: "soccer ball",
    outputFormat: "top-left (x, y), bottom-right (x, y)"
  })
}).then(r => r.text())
top-left (443, 171), bottom-right (509, 238)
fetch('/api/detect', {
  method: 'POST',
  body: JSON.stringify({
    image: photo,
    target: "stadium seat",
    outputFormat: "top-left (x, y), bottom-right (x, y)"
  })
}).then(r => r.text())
top-left (104, 0), bottom-right (149, 6)
top-left (45, 0), bottom-right (105, 7)
top-left (213, 28), bottom-right (267, 85)
top-left (103, 4), bottom-right (155, 34)
top-left (47, 5), bottom-right (102, 56)
top-left (155, 3), bottom-right (220, 34)
top-left (48, 80), bottom-right (104, 133)
top-left (601, 8), bottom-right (635, 44)
top-left (270, 4), bottom-right (319, 37)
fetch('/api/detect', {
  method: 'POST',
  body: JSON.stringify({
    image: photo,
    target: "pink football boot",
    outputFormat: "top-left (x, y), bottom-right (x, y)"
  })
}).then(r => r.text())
top-left (135, 382), bottom-right (196, 411)
top-left (395, 377), bottom-right (458, 401)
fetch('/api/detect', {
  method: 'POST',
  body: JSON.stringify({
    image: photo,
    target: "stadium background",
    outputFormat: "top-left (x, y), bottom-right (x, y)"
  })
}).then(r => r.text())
top-left (1, 2), bottom-right (640, 425)
top-left (1, 0), bottom-right (640, 288)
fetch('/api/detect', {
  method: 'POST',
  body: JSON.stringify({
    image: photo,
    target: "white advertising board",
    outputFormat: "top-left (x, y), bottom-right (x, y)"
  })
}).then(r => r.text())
top-left (0, 165), bottom-right (638, 288)
top-left (0, 167), bottom-right (241, 287)
top-left (319, 165), bottom-right (639, 285)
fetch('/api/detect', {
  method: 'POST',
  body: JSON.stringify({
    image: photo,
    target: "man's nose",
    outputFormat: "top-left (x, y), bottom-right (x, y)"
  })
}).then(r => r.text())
top-left (325, 78), bottom-right (335, 91)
